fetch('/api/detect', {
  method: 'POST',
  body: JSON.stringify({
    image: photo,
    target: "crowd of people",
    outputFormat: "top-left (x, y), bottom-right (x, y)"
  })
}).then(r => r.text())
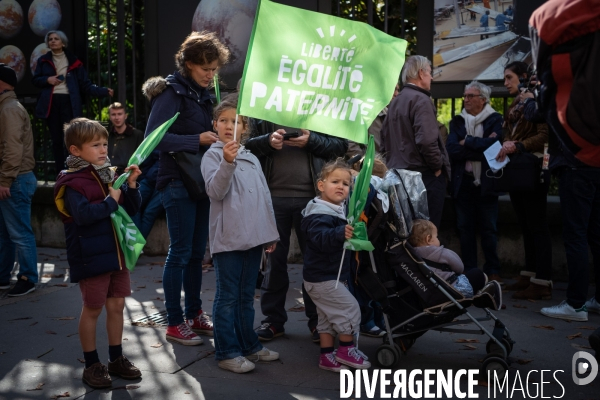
top-left (0, 12), bottom-right (598, 390)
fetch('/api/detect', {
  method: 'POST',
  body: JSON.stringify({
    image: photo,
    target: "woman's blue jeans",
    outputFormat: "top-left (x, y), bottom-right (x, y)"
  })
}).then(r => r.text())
top-left (0, 172), bottom-right (38, 284)
top-left (160, 180), bottom-right (209, 326)
top-left (213, 246), bottom-right (263, 361)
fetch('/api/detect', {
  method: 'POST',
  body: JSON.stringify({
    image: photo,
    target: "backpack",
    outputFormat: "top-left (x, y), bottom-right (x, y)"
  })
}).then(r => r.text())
top-left (529, 0), bottom-right (600, 167)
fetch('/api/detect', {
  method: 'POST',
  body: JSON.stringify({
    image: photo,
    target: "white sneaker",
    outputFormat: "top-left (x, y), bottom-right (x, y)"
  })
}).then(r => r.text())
top-left (218, 356), bottom-right (255, 373)
top-left (540, 300), bottom-right (588, 322)
top-left (246, 347), bottom-right (279, 362)
top-left (585, 297), bottom-right (600, 314)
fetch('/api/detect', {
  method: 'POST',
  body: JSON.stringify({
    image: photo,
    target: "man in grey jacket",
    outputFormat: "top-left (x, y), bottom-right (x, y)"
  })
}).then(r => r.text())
top-left (381, 55), bottom-right (450, 229)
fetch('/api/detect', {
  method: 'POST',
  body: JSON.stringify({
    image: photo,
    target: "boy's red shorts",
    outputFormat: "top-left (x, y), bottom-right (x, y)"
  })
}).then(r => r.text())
top-left (79, 269), bottom-right (131, 308)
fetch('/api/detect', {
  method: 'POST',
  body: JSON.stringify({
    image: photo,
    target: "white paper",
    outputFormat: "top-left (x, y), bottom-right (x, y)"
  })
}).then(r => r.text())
top-left (484, 141), bottom-right (509, 173)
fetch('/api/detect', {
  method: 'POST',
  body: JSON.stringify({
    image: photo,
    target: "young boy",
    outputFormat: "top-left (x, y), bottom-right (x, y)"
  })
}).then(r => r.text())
top-left (54, 118), bottom-right (142, 389)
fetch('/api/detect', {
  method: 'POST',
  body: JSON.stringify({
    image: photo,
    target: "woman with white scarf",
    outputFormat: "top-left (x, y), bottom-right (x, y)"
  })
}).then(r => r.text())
top-left (446, 81), bottom-right (504, 283)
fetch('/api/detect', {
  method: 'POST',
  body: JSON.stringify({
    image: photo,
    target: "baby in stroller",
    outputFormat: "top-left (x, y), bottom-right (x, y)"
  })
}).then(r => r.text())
top-left (408, 219), bottom-right (500, 304)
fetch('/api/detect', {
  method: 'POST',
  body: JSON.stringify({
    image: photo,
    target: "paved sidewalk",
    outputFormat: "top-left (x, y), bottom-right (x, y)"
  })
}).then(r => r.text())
top-left (0, 248), bottom-right (598, 399)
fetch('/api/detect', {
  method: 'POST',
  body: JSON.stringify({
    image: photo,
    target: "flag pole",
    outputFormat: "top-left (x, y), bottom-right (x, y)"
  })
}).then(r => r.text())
top-left (335, 247), bottom-right (347, 289)
top-left (234, 114), bottom-right (238, 143)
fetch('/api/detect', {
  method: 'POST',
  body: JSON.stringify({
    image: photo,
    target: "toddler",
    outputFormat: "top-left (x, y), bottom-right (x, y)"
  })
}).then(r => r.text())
top-left (409, 219), bottom-right (489, 297)
top-left (302, 159), bottom-right (371, 372)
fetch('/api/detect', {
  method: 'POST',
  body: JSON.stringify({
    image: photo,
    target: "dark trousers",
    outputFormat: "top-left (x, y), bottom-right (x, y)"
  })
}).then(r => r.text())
top-left (509, 178), bottom-right (552, 280)
top-left (260, 196), bottom-right (318, 331)
top-left (558, 168), bottom-right (600, 308)
top-left (454, 174), bottom-right (500, 275)
top-left (421, 170), bottom-right (447, 230)
top-left (46, 94), bottom-right (73, 175)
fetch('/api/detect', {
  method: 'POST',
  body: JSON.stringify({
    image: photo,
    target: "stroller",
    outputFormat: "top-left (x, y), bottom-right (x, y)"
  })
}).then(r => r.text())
top-left (354, 169), bottom-right (515, 377)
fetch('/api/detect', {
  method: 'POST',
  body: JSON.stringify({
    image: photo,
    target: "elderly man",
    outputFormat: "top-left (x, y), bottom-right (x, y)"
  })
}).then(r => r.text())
top-left (381, 55), bottom-right (450, 230)
top-left (446, 81), bottom-right (503, 282)
top-left (0, 64), bottom-right (38, 297)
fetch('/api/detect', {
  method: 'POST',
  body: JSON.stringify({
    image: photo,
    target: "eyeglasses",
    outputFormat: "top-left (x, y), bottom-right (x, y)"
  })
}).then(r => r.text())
top-left (463, 93), bottom-right (483, 100)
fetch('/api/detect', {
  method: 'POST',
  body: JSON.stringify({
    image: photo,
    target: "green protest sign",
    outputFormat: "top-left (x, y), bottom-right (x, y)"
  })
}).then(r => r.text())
top-left (345, 134), bottom-right (375, 252)
top-left (239, 0), bottom-right (407, 144)
top-left (110, 113), bottom-right (179, 271)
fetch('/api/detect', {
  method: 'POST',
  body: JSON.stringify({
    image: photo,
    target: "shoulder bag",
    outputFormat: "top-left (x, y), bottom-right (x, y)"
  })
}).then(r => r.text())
top-left (171, 151), bottom-right (207, 200)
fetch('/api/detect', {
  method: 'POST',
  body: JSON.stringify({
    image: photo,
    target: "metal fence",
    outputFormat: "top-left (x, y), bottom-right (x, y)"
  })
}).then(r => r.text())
top-left (32, 0), bottom-right (145, 184)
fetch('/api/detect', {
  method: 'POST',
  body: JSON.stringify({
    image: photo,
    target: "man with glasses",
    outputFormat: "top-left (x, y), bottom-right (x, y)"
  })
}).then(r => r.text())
top-left (446, 81), bottom-right (504, 283)
top-left (381, 55), bottom-right (450, 230)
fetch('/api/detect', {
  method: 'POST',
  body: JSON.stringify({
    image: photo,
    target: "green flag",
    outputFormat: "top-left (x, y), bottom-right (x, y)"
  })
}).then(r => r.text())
top-left (238, 0), bottom-right (407, 144)
top-left (345, 134), bottom-right (375, 252)
top-left (110, 112), bottom-right (179, 271)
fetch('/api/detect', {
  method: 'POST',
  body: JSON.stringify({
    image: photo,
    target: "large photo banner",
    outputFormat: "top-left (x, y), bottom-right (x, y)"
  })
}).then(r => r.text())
top-left (238, 0), bottom-right (407, 144)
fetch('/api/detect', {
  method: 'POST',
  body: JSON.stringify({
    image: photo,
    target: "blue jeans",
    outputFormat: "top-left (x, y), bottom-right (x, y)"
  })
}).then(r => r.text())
top-left (454, 174), bottom-right (500, 275)
top-left (213, 246), bottom-right (263, 360)
top-left (132, 178), bottom-right (163, 238)
top-left (0, 172), bottom-right (38, 283)
top-left (558, 168), bottom-right (600, 308)
top-left (160, 180), bottom-right (210, 326)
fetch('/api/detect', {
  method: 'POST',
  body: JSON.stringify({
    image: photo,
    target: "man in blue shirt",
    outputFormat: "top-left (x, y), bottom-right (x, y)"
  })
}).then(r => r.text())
top-left (495, 11), bottom-right (509, 31)
top-left (480, 10), bottom-right (490, 39)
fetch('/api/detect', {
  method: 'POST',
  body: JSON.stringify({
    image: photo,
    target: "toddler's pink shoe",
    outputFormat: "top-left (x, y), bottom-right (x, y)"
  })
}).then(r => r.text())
top-left (319, 352), bottom-right (348, 372)
top-left (335, 345), bottom-right (371, 369)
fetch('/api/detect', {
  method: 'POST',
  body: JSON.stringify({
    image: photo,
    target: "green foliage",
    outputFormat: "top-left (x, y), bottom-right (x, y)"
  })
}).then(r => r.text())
top-left (336, 0), bottom-right (418, 53)
top-left (84, 0), bottom-right (145, 127)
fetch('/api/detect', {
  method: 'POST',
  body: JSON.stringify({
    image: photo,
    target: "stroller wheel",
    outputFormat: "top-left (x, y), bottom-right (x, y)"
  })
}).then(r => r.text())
top-left (481, 355), bottom-right (508, 380)
top-left (486, 338), bottom-right (513, 357)
top-left (376, 344), bottom-right (399, 368)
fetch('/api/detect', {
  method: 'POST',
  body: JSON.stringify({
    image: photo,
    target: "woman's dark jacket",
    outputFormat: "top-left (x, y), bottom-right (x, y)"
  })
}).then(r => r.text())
top-left (54, 166), bottom-right (141, 282)
top-left (446, 112), bottom-right (504, 198)
top-left (245, 121), bottom-right (348, 194)
top-left (32, 50), bottom-right (109, 119)
top-left (142, 72), bottom-right (212, 191)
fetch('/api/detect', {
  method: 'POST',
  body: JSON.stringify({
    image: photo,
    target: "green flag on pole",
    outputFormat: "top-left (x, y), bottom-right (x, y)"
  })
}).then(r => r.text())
top-left (345, 134), bottom-right (375, 252)
top-left (110, 112), bottom-right (179, 271)
top-left (238, 0), bottom-right (407, 144)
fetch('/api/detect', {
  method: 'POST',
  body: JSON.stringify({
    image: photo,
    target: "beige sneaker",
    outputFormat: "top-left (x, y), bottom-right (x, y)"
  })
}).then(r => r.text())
top-left (218, 356), bottom-right (255, 373)
top-left (246, 347), bottom-right (279, 362)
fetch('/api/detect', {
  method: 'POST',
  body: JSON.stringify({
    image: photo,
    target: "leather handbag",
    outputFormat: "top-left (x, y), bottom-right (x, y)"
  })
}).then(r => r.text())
top-left (490, 149), bottom-right (542, 192)
top-left (171, 151), bottom-right (207, 200)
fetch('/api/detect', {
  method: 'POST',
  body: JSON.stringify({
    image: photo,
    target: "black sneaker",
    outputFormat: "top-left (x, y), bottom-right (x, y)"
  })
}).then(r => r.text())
top-left (361, 326), bottom-right (386, 338)
top-left (0, 281), bottom-right (10, 290)
top-left (255, 323), bottom-right (284, 341)
top-left (311, 328), bottom-right (320, 343)
top-left (7, 276), bottom-right (35, 297)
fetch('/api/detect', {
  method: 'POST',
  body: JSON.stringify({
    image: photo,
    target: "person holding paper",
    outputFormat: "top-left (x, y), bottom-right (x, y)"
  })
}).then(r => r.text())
top-left (498, 61), bottom-right (553, 301)
top-left (446, 81), bottom-right (503, 283)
